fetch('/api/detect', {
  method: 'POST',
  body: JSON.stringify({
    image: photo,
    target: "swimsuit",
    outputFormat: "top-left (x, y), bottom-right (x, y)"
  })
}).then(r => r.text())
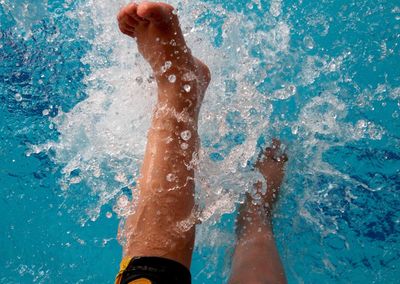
top-left (115, 256), bottom-right (191, 284)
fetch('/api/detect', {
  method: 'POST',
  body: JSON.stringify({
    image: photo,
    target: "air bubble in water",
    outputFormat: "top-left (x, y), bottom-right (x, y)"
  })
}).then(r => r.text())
top-left (106, 212), bottom-right (112, 218)
top-left (15, 93), bottom-right (22, 101)
top-left (168, 74), bottom-right (176, 83)
top-left (180, 130), bottom-right (192, 141)
top-left (183, 84), bottom-right (191, 93)
top-left (42, 109), bottom-right (50, 116)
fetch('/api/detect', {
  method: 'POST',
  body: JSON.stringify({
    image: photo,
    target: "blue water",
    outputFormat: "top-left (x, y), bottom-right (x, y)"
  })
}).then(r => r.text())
top-left (1, 0), bottom-right (399, 283)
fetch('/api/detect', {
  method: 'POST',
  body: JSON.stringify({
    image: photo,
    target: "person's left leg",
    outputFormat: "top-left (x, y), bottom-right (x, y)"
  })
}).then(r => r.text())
top-left (116, 2), bottom-right (210, 279)
top-left (229, 141), bottom-right (287, 284)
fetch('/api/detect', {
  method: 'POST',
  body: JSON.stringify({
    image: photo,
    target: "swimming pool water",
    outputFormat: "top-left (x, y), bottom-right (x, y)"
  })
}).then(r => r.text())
top-left (1, 0), bottom-right (399, 283)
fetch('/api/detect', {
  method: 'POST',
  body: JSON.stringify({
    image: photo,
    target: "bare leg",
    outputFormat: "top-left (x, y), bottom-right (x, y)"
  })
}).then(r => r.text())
top-left (229, 140), bottom-right (287, 284)
top-left (117, 2), bottom-right (210, 269)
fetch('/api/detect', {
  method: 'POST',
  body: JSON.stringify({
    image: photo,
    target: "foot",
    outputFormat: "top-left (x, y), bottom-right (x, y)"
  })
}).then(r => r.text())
top-left (237, 140), bottom-right (288, 236)
top-left (253, 139), bottom-right (288, 209)
top-left (117, 2), bottom-right (210, 112)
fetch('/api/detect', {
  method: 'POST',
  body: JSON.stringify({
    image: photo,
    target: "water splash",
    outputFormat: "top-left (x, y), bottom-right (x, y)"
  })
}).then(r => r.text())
top-left (21, 0), bottom-right (400, 282)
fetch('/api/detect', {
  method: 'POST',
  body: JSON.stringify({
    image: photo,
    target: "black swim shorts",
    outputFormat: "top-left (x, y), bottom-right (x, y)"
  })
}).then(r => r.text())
top-left (115, 256), bottom-right (191, 284)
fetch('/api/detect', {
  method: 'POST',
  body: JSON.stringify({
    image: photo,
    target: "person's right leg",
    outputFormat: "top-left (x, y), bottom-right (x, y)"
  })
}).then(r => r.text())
top-left (116, 0), bottom-right (210, 273)
top-left (229, 141), bottom-right (287, 284)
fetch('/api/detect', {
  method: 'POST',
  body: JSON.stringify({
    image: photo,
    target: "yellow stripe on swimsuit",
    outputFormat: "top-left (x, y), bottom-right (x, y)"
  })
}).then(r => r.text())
top-left (115, 257), bottom-right (152, 284)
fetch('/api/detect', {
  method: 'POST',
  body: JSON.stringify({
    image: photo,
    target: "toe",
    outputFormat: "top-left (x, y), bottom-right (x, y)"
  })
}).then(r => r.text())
top-left (118, 3), bottom-right (148, 37)
top-left (118, 15), bottom-right (136, 37)
top-left (137, 2), bottom-right (175, 24)
top-left (118, 22), bottom-right (136, 37)
top-left (118, 3), bottom-right (146, 25)
top-left (124, 2), bottom-right (147, 23)
top-left (119, 20), bottom-right (135, 33)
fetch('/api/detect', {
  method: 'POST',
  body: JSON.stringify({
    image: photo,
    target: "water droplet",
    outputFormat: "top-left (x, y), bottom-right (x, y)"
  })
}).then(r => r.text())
top-left (161, 61), bottom-right (172, 73)
top-left (180, 130), bottom-right (192, 141)
top-left (291, 125), bottom-right (299, 135)
top-left (166, 173), bottom-right (176, 182)
top-left (15, 93), bottom-right (22, 101)
top-left (182, 71), bottom-right (196, 82)
top-left (270, 0), bottom-right (281, 17)
top-left (272, 85), bottom-right (296, 100)
top-left (356, 120), bottom-right (367, 129)
top-left (147, 75), bottom-right (155, 84)
top-left (135, 76), bottom-right (143, 85)
top-left (328, 62), bottom-right (337, 72)
top-left (181, 143), bottom-right (189, 150)
top-left (183, 84), bottom-right (191, 93)
top-left (168, 74), bottom-right (176, 83)
top-left (304, 36), bottom-right (315, 50)
top-left (117, 195), bottom-right (129, 207)
top-left (70, 176), bottom-right (82, 184)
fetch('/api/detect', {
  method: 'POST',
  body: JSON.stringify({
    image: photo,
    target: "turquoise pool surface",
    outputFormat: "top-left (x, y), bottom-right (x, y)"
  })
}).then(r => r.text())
top-left (1, 0), bottom-right (399, 283)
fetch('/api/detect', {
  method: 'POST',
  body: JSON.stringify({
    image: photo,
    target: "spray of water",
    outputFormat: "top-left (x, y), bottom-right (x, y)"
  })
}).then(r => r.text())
top-left (29, 0), bottom-right (286, 224)
top-left (23, 0), bottom-right (398, 281)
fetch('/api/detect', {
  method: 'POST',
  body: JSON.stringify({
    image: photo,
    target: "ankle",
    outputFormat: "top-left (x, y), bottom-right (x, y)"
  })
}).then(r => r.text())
top-left (235, 195), bottom-right (274, 239)
top-left (236, 211), bottom-right (273, 242)
top-left (155, 97), bottom-right (200, 121)
top-left (153, 103), bottom-right (199, 130)
top-left (152, 52), bottom-right (196, 82)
